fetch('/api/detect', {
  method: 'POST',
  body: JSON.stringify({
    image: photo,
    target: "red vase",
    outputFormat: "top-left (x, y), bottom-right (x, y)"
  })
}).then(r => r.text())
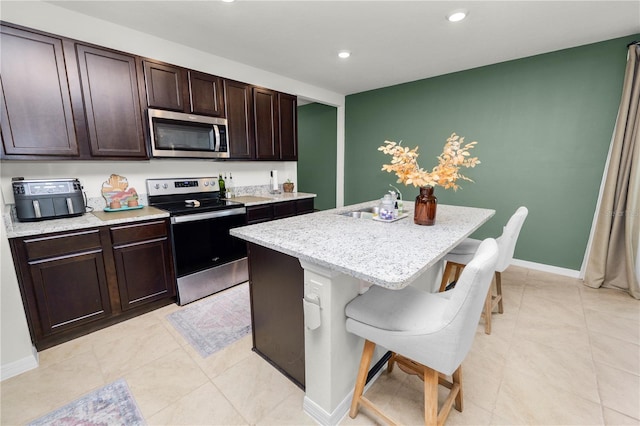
top-left (414, 186), bottom-right (437, 226)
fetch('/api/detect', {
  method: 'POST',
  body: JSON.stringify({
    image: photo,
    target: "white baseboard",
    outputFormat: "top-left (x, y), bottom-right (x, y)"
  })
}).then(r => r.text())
top-left (1, 346), bottom-right (38, 381)
top-left (511, 258), bottom-right (581, 279)
top-left (303, 366), bottom-right (384, 425)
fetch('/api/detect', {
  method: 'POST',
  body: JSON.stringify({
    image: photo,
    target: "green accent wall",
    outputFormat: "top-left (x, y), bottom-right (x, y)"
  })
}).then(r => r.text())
top-left (345, 34), bottom-right (640, 270)
top-left (297, 102), bottom-right (337, 210)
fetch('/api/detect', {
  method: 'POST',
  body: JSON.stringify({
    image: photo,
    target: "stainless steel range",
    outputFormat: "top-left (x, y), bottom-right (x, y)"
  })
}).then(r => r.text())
top-left (147, 177), bottom-right (248, 305)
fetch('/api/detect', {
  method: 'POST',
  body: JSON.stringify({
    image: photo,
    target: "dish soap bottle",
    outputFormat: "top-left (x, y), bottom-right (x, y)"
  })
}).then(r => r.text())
top-left (228, 173), bottom-right (235, 198)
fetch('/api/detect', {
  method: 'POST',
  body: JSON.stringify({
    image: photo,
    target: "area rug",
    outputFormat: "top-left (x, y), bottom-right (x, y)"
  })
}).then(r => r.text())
top-left (166, 282), bottom-right (251, 358)
top-left (28, 378), bottom-right (145, 426)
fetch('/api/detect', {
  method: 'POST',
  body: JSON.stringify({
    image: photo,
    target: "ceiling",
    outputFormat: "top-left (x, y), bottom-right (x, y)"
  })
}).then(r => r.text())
top-left (48, 1), bottom-right (640, 96)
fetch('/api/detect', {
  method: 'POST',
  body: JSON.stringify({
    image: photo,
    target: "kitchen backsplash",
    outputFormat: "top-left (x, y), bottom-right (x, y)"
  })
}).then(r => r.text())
top-left (0, 160), bottom-right (298, 206)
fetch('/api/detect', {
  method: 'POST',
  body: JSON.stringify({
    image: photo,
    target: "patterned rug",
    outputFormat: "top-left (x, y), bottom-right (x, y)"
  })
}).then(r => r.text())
top-left (29, 378), bottom-right (145, 425)
top-left (167, 282), bottom-right (251, 358)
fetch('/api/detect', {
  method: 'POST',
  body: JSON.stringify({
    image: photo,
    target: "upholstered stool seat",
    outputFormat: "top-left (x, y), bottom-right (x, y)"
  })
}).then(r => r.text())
top-left (346, 238), bottom-right (499, 426)
top-left (439, 206), bottom-right (528, 334)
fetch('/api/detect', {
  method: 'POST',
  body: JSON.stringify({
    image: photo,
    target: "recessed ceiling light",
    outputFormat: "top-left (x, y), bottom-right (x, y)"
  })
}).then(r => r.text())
top-left (338, 51), bottom-right (351, 59)
top-left (222, 0), bottom-right (235, 3)
top-left (447, 10), bottom-right (467, 22)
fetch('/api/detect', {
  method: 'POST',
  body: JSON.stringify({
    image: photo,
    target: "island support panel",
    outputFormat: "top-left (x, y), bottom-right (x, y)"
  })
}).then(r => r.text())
top-left (247, 243), bottom-right (305, 388)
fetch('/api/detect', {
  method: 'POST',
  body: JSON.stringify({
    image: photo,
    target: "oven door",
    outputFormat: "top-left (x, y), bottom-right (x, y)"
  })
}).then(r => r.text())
top-left (170, 207), bottom-right (247, 304)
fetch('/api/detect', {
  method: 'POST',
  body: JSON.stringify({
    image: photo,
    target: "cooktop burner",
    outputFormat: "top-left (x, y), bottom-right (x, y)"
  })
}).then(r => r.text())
top-left (146, 177), bottom-right (244, 216)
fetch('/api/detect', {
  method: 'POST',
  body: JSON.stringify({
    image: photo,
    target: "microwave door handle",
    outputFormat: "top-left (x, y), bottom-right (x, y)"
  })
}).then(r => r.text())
top-left (32, 200), bottom-right (42, 219)
top-left (213, 125), bottom-right (221, 152)
top-left (66, 197), bottom-right (74, 214)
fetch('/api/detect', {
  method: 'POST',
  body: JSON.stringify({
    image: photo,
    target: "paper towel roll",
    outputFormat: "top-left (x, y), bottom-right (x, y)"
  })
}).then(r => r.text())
top-left (271, 170), bottom-right (278, 191)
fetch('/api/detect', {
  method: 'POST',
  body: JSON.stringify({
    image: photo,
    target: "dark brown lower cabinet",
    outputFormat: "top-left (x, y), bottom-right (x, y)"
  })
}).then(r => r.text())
top-left (246, 198), bottom-right (315, 225)
top-left (17, 229), bottom-right (112, 339)
top-left (248, 242), bottom-right (305, 388)
top-left (10, 219), bottom-right (176, 350)
top-left (110, 220), bottom-right (175, 310)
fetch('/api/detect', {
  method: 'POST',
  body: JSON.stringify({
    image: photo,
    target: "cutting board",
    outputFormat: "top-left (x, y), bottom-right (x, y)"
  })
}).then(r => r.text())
top-left (92, 206), bottom-right (166, 221)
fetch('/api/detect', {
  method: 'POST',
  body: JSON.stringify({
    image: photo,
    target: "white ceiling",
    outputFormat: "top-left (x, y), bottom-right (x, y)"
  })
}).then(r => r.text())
top-left (49, 0), bottom-right (640, 96)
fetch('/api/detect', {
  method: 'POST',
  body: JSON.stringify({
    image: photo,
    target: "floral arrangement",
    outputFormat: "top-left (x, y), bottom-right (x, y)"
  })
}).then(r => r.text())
top-left (378, 132), bottom-right (480, 190)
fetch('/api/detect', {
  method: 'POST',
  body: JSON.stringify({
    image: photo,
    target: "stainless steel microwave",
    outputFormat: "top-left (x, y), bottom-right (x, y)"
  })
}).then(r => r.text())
top-left (148, 108), bottom-right (229, 159)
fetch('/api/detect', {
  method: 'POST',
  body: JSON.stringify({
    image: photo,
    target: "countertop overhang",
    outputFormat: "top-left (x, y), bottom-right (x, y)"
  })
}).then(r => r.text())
top-left (231, 201), bottom-right (495, 289)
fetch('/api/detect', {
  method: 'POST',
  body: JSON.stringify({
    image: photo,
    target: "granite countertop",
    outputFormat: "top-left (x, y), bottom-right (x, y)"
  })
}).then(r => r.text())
top-left (4, 206), bottom-right (170, 239)
top-left (3, 192), bottom-right (317, 239)
top-left (231, 201), bottom-right (495, 289)
top-left (224, 191), bottom-right (316, 206)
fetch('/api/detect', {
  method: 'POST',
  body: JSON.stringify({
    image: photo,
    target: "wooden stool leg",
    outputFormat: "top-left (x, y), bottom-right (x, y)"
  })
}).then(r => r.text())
top-left (439, 262), bottom-right (454, 292)
top-left (452, 366), bottom-right (463, 412)
top-left (350, 340), bottom-right (376, 418)
top-left (387, 352), bottom-right (397, 373)
top-left (423, 366), bottom-right (438, 426)
top-left (483, 284), bottom-right (492, 335)
top-left (453, 264), bottom-right (463, 281)
top-left (495, 272), bottom-right (504, 314)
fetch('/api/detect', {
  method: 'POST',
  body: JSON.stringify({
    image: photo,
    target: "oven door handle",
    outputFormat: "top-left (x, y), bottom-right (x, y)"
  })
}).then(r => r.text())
top-left (171, 207), bottom-right (246, 224)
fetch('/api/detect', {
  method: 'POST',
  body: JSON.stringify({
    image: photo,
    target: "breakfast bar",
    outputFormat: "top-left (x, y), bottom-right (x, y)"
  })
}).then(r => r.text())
top-left (230, 201), bottom-right (495, 425)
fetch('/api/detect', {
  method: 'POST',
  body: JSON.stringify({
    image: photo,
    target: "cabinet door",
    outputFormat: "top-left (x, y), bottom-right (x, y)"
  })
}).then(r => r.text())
top-left (224, 79), bottom-right (255, 159)
top-left (189, 71), bottom-right (224, 117)
top-left (110, 220), bottom-right (176, 310)
top-left (253, 87), bottom-right (279, 160)
top-left (0, 25), bottom-right (79, 157)
top-left (19, 229), bottom-right (111, 338)
top-left (76, 44), bottom-right (147, 158)
top-left (278, 93), bottom-right (298, 160)
top-left (143, 60), bottom-right (188, 111)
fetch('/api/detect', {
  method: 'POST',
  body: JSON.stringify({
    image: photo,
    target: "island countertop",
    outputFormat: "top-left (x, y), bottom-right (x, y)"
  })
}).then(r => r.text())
top-left (231, 201), bottom-right (495, 289)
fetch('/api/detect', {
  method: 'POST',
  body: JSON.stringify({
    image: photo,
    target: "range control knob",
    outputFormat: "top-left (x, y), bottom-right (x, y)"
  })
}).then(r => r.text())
top-left (154, 183), bottom-right (160, 189)
top-left (204, 181), bottom-right (209, 187)
top-left (162, 183), bottom-right (169, 189)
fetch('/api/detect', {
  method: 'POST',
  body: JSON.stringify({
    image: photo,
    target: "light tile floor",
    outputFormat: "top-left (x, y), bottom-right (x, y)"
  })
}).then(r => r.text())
top-left (1, 266), bottom-right (639, 425)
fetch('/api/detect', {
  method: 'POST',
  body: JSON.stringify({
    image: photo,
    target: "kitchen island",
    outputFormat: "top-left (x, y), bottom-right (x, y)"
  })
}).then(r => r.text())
top-left (230, 200), bottom-right (495, 425)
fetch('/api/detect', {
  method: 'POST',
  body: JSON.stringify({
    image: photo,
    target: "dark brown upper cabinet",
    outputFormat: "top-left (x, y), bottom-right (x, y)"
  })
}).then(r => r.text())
top-left (224, 79), bottom-right (255, 159)
top-left (0, 25), bottom-right (80, 158)
top-left (0, 22), bottom-right (148, 160)
top-left (253, 87), bottom-right (279, 160)
top-left (278, 92), bottom-right (298, 160)
top-left (76, 44), bottom-right (148, 158)
top-left (189, 71), bottom-right (224, 116)
top-left (252, 87), bottom-right (298, 161)
top-left (142, 60), bottom-right (188, 111)
top-left (143, 60), bottom-right (225, 117)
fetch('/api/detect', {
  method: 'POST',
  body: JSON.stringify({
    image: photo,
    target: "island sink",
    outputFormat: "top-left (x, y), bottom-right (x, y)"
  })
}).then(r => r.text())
top-left (340, 206), bottom-right (379, 218)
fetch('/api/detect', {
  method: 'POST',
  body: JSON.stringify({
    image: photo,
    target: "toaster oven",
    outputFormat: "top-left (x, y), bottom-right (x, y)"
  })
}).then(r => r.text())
top-left (12, 178), bottom-right (85, 222)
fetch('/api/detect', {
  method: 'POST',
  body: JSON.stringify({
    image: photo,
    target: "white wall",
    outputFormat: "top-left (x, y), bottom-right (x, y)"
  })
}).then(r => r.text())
top-left (0, 0), bottom-right (346, 378)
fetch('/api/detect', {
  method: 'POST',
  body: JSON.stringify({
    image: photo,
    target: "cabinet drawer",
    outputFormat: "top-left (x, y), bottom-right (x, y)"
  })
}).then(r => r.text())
top-left (273, 201), bottom-right (296, 219)
top-left (296, 198), bottom-right (314, 215)
top-left (247, 205), bottom-right (273, 224)
top-left (110, 220), bottom-right (168, 245)
top-left (24, 229), bottom-right (102, 260)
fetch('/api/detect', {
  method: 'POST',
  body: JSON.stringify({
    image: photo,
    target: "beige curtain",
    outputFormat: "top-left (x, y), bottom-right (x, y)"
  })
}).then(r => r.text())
top-left (584, 43), bottom-right (640, 299)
